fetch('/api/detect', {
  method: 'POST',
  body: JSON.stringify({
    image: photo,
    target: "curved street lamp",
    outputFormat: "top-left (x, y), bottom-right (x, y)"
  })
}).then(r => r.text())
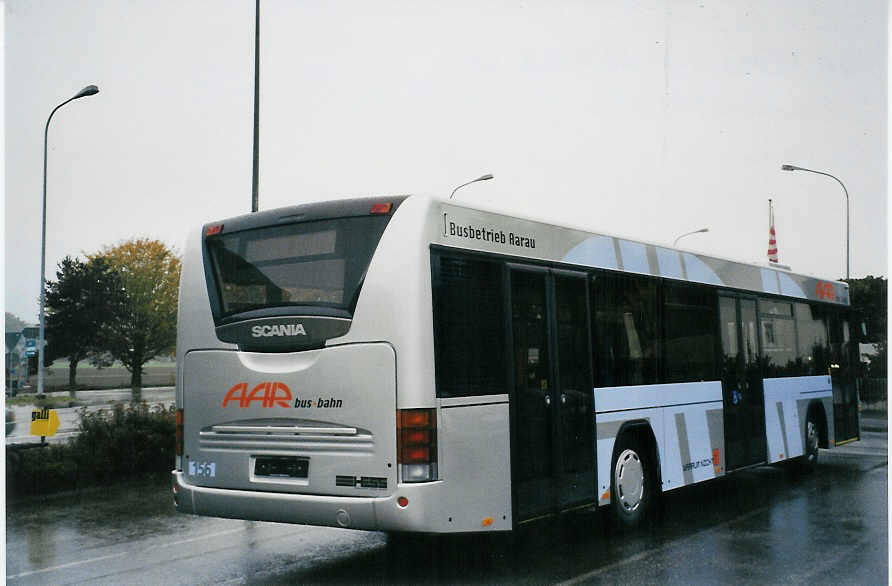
top-left (38, 85), bottom-right (100, 397)
top-left (449, 174), bottom-right (493, 200)
top-left (781, 164), bottom-right (850, 280)
top-left (673, 227), bottom-right (709, 247)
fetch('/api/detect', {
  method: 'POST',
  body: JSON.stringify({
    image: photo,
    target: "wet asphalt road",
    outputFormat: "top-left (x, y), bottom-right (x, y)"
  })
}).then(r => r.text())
top-left (6, 432), bottom-right (887, 585)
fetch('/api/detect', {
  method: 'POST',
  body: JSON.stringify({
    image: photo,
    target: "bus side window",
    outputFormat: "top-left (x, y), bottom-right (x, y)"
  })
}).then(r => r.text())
top-left (663, 283), bottom-right (718, 383)
top-left (431, 253), bottom-right (507, 398)
top-left (591, 272), bottom-right (659, 387)
top-left (794, 302), bottom-right (829, 375)
top-left (758, 299), bottom-right (798, 377)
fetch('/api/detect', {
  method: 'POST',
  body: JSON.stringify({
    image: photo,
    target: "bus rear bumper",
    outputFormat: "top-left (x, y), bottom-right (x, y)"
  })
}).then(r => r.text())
top-left (172, 471), bottom-right (479, 533)
top-left (173, 471), bottom-right (384, 530)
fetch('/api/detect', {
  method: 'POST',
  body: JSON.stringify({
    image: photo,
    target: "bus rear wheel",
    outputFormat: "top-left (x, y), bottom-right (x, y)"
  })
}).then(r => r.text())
top-left (797, 410), bottom-right (820, 473)
top-left (610, 434), bottom-right (653, 529)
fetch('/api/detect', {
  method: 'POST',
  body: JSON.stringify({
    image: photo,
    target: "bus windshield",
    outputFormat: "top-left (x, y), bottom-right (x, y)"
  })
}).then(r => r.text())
top-left (206, 215), bottom-right (390, 320)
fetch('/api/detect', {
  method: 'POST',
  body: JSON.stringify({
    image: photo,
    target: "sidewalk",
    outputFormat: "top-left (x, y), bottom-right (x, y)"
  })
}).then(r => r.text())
top-left (861, 410), bottom-right (887, 433)
top-left (20, 386), bottom-right (175, 407)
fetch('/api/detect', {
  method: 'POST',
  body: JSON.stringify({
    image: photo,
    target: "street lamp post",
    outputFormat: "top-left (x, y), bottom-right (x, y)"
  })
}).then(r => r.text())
top-left (251, 0), bottom-right (260, 212)
top-left (37, 85), bottom-right (100, 397)
top-left (449, 174), bottom-right (494, 199)
top-left (781, 164), bottom-right (850, 280)
top-left (673, 227), bottom-right (709, 247)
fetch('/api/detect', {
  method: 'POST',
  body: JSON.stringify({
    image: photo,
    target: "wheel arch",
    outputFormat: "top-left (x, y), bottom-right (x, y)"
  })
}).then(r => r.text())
top-left (614, 419), bottom-right (662, 489)
top-left (807, 400), bottom-right (830, 449)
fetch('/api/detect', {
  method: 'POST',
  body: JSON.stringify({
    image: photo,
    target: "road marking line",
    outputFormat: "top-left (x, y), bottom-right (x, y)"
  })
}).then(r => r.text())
top-left (7, 551), bottom-right (130, 579)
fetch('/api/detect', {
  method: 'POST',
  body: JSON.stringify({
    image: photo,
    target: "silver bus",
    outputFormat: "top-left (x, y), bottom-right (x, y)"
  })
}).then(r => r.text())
top-left (172, 195), bottom-right (860, 532)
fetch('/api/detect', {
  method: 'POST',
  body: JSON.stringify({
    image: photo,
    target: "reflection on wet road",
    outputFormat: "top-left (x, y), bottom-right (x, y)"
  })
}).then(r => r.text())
top-left (6, 434), bottom-right (887, 585)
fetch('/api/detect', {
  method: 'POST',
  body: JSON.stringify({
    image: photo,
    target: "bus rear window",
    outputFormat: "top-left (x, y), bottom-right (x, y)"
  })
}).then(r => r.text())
top-left (206, 215), bottom-right (390, 320)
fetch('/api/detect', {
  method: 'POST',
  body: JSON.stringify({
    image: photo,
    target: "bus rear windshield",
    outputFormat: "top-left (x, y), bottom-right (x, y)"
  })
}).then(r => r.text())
top-left (206, 215), bottom-right (390, 320)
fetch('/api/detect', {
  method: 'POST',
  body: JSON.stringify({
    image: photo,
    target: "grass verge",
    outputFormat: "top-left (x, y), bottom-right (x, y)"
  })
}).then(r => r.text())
top-left (6, 403), bottom-right (175, 499)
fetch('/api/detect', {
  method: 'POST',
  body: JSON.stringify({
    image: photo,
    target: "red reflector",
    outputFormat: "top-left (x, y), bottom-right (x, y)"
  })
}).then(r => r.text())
top-left (205, 224), bottom-right (224, 236)
top-left (370, 202), bottom-right (392, 215)
top-left (397, 496), bottom-right (409, 508)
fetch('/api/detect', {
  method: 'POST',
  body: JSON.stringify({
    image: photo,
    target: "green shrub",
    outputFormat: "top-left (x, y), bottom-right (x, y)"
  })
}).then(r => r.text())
top-left (6, 402), bottom-right (175, 499)
top-left (75, 403), bottom-right (176, 482)
top-left (6, 444), bottom-right (79, 496)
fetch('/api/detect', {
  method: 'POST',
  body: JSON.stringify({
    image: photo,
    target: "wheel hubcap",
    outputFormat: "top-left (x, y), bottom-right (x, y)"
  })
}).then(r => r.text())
top-left (615, 449), bottom-right (644, 512)
top-left (806, 420), bottom-right (818, 461)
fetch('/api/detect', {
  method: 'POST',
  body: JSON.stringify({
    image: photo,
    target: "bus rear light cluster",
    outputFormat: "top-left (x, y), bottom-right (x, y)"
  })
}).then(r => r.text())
top-left (397, 408), bottom-right (437, 483)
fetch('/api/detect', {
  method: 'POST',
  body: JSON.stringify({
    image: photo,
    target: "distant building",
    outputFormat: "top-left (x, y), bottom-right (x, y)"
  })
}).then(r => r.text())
top-left (859, 342), bottom-right (880, 365)
top-left (22, 326), bottom-right (39, 359)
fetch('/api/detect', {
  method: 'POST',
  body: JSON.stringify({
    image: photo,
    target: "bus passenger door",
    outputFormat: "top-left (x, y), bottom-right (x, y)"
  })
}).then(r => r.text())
top-left (719, 294), bottom-right (766, 470)
top-left (829, 312), bottom-right (860, 444)
top-left (553, 272), bottom-right (595, 510)
top-left (509, 267), bottom-right (554, 521)
top-left (508, 266), bottom-right (595, 523)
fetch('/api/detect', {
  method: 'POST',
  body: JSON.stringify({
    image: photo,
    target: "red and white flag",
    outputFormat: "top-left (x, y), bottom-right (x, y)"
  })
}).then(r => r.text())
top-left (767, 199), bottom-right (778, 263)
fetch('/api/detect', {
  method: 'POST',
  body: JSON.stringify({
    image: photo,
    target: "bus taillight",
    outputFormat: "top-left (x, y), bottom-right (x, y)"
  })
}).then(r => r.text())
top-left (397, 408), bottom-right (437, 483)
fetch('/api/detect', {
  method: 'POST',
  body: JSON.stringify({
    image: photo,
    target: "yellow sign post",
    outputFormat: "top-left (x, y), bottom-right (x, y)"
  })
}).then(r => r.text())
top-left (30, 408), bottom-right (60, 440)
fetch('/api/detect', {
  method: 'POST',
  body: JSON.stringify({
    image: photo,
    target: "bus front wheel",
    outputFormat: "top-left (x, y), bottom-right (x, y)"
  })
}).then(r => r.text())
top-left (610, 434), bottom-right (653, 529)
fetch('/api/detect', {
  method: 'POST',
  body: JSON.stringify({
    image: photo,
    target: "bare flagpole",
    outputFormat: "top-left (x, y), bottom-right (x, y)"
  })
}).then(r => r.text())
top-left (767, 198), bottom-right (778, 264)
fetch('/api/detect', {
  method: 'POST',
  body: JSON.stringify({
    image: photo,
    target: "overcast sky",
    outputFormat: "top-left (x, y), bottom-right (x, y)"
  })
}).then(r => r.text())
top-left (3, 0), bottom-right (887, 324)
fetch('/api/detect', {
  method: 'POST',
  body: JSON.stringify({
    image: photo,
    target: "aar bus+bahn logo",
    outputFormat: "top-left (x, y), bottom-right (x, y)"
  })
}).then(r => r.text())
top-left (222, 382), bottom-right (343, 409)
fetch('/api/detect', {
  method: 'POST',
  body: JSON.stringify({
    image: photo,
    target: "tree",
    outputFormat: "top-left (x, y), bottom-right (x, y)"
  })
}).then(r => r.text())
top-left (845, 275), bottom-right (887, 343)
top-left (44, 256), bottom-right (126, 395)
top-left (91, 239), bottom-right (181, 399)
top-left (845, 276), bottom-right (887, 378)
top-left (5, 312), bottom-right (29, 332)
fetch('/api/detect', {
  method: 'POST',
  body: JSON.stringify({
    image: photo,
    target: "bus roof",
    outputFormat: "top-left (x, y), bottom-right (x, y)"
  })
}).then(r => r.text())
top-left (428, 195), bottom-right (849, 306)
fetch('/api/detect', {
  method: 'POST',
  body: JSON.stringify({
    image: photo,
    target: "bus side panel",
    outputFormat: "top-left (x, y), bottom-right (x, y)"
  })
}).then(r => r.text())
top-left (331, 195), bottom-right (438, 411)
top-left (595, 382), bottom-right (724, 506)
top-left (763, 375), bottom-right (833, 463)
top-left (436, 397), bottom-right (512, 531)
top-left (661, 400), bottom-right (725, 490)
top-left (372, 398), bottom-right (512, 533)
top-left (176, 228), bottom-right (236, 414)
